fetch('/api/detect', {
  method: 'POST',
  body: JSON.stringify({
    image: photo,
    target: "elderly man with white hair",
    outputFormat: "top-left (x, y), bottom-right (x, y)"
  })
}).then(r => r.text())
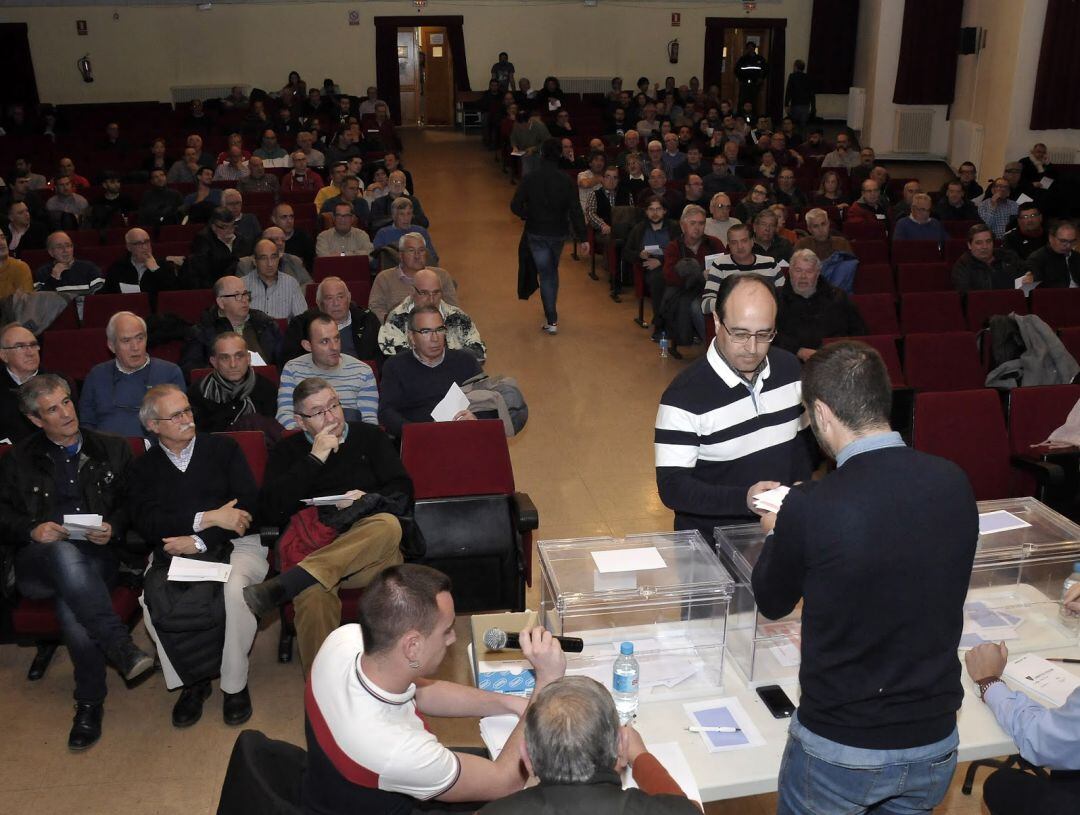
top-left (32, 231), bottom-right (104, 293)
top-left (78, 311), bottom-right (186, 437)
top-left (369, 231), bottom-right (458, 322)
top-left (101, 227), bottom-right (182, 306)
top-left (221, 188), bottom-right (261, 245)
top-left (793, 208), bottom-right (853, 262)
top-left (368, 170), bottom-right (429, 232)
top-left (213, 145), bottom-right (250, 182)
top-left (237, 226), bottom-right (311, 284)
top-left (371, 198), bottom-right (439, 269)
top-left (281, 150), bottom-right (323, 194)
top-left (282, 275), bottom-right (382, 364)
top-left (775, 248), bottom-right (867, 361)
top-left (237, 155), bottom-right (280, 195)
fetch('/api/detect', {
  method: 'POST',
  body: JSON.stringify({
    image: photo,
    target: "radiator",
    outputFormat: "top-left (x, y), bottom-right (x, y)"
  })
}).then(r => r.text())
top-left (847, 87), bottom-right (866, 131)
top-left (169, 85), bottom-right (240, 106)
top-left (558, 77), bottom-right (612, 95)
top-left (950, 120), bottom-right (984, 168)
top-left (1048, 147), bottom-right (1080, 165)
top-left (893, 108), bottom-right (934, 154)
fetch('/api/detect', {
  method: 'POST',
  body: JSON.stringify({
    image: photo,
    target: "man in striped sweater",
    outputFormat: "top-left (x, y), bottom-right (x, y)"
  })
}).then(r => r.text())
top-left (655, 274), bottom-right (813, 541)
top-left (699, 223), bottom-right (786, 318)
top-left (277, 313), bottom-right (378, 430)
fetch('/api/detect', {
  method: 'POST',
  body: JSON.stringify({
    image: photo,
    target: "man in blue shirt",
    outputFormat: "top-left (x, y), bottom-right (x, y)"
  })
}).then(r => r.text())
top-left (892, 193), bottom-right (948, 246)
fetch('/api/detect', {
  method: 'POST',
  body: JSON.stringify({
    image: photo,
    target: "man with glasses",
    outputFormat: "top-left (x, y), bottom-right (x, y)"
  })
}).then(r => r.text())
top-left (773, 169), bottom-right (806, 210)
top-left (655, 273), bottom-right (812, 541)
top-left (0, 374), bottom-right (154, 750)
top-left (281, 276), bottom-right (382, 366)
top-left (319, 174), bottom-right (370, 229)
top-left (892, 193), bottom-right (947, 245)
top-left (129, 384), bottom-right (267, 729)
top-left (704, 193), bottom-right (741, 246)
top-left (378, 268), bottom-right (486, 360)
top-left (315, 201), bottom-right (373, 258)
top-left (733, 183), bottom-right (770, 225)
top-left (240, 238), bottom-right (308, 320)
top-left (844, 179), bottom-right (890, 230)
top-left (184, 207), bottom-right (255, 288)
top-left (378, 306), bottom-right (482, 438)
top-left (957, 161), bottom-right (983, 201)
top-left (277, 313), bottom-right (378, 430)
top-left (368, 170), bottom-right (429, 233)
top-left (79, 311), bottom-right (185, 437)
top-left (373, 197), bottom-right (440, 270)
top-left (1027, 219), bottom-right (1079, 288)
top-left (821, 131), bottom-right (860, 170)
top-left (369, 231), bottom-right (458, 323)
top-left (180, 275), bottom-right (282, 375)
top-left (247, 376), bottom-right (410, 668)
top-left (1003, 202), bottom-right (1048, 259)
top-left (0, 322), bottom-right (72, 442)
top-left (978, 178), bottom-right (1021, 239)
top-left (101, 228), bottom-right (181, 309)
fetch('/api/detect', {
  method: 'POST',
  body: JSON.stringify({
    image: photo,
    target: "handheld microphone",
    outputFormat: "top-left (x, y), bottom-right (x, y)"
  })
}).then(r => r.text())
top-left (483, 627), bottom-right (584, 653)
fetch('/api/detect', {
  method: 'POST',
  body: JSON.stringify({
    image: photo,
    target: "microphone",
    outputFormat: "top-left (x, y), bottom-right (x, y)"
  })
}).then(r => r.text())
top-left (483, 627), bottom-right (584, 653)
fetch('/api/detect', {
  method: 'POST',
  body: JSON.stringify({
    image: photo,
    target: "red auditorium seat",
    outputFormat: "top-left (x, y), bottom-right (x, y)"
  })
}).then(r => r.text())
top-left (852, 240), bottom-right (889, 266)
top-left (891, 240), bottom-right (942, 265)
top-left (1059, 326), bottom-right (1080, 361)
top-left (156, 289), bottom-right (215, 323)
top-left (901, 292), bottom-right (965, 334)
top-left (312, 255), bottom-right (371, 282)
top-left (853, 263), bottom-right (896, 295)
top-left (1030, 288), bottom-right (1080, 329)
top-left (1007, 385), bottom-right (1080, 457)
top-left (824, 335), bottom-right (906, 388)
top-left (81, 292), bottom-right (151, 328)
top-left (965, 289), bottom-right (1027, 331)
top-left (944, 239), bottom-right (969, 265)
top-left (849, 294), bottom-right (900, 335)
top-left (896, 263), bottom-right (952, 293)
top-left (903, 331), bottom-right (985, 391)
top-left (40, 328), bottom-right (111, 381)
top-left (217, 430), bottom-right (269, 488)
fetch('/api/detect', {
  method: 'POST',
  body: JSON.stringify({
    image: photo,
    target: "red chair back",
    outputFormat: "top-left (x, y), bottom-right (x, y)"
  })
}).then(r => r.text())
top-left (944, 239), bottom-right (969, 265)
top-left (902, 331), bottom-right (985, 391)
top-left (851, 240), bottom-right (888, 265)
top-left (1030, 288), bottom-right (1080, 330)
top-left (965, 289), bottom-right (1027, 331)
top-left (400, 420), bottom-right (514, 499)
top-left (1007, 384), bottom-right (1080, 456)
top-left (891, 240), bottom-right (942, 265)
top-left (217, 430), bottom-right (269, 488)
top-left (81, 292), bottom-right (151, 328)
top-left (40, 328), bottom-right (111, 381)
top-left (896, 263), bottom-right (952, 293)
top-left (853, 263), bottom-right (896, 295)
top-left (901, 292), bottom-right (965, 334)
top-left (312, 254), bottom-right (371, 283)
top-left (824, 335), bottom-right (906, 388)
top-left (156, 289), bottom-right (215, 323)
top-left (1060, 326), bottom-right (1080, 361)
top-left (849, 294), bottom-right (900, 335)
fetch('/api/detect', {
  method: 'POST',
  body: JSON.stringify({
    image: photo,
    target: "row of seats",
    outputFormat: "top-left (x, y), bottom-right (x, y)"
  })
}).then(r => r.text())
top-left (851, 289), bottom-right (1080, 335)
top-left (851, 236), bottom-right (981, 267)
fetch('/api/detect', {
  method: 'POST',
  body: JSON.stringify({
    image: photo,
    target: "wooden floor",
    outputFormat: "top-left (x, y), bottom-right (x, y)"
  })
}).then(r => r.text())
top-left (0, 130), bottom-right (987, 813)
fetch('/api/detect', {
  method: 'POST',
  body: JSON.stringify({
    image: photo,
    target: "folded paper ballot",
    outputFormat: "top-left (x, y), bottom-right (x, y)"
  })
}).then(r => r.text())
top-left (167, 556), bottom-right (232, 583)
top-left (302, 494), bottom-right (351, 507)
top-left (752, 485), bottom-right (790, 514)
top-left (431, 382), bottom-right (470, 423)
top-left (63, 513), bottom-right (104, 541)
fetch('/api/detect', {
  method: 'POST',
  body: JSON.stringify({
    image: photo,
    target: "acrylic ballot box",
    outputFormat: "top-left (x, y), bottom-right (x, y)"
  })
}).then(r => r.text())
top-left (965, 497), bottom-right (1080, 653)
top-left (714, 523), bottom-right (801, 687)
top-left (537, 531), bottom-right (735, 703)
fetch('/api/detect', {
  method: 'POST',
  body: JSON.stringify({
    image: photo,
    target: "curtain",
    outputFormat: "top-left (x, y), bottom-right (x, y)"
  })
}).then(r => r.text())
top-left (892, 0), bottom-right (964, 105)
top-left (373, 15), bottom-right (470, 127)
top-left (807, 0), bottom-right (860, 94)
top-left (766, 26), bottom-right (786, 123)
top-left (0, 24), bottom-right (39, 109)
top-left (1031, 0), bottom-right (1080, 129)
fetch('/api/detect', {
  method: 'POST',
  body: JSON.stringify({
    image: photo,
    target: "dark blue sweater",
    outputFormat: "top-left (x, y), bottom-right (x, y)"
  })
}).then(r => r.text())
top-left (378, 349), bottom-right (481, 437)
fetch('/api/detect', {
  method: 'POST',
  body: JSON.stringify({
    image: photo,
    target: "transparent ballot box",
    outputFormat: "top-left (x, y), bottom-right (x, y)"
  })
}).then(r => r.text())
top-left (538, 531), bottom-right (734, 703)
top-left (714, 523), bottom-right (801, 687)
top-left (966, 497), bottom-right (1080, 652)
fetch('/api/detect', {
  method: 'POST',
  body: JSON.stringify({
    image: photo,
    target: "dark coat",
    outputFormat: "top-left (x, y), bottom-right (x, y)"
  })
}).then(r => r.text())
top-left (280, 304), bottom-right (382, 368)
top-left (479, 770), bottom-right (699, 815)
top-left (179, 306), bottom-right (283, 375)
top-left (101, 255), bottom-right (182, 310)
top-left (775, 278), bottom-right (868, 353)
top-left (183, 230), bottom-right (254, 289)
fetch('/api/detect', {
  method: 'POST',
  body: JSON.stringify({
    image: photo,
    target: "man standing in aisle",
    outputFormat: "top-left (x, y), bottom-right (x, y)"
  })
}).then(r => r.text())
top-left (511, 138), bottom-right (589, 335)
top-left (752, 340), bottom-right (979, 815)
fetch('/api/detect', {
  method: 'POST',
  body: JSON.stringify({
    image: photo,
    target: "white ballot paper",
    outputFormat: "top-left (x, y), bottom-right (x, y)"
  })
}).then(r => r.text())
top-left (752, 485), bottom-right (790, 514)
top-left (979, 510), bottom-right (1032, 535)
top-left (119, 282), bottom-right (141, 294)
top-left (1014, 275), bottom-right (1040, 295)
top-left (249, 351), bottom-right (268, 367)
top-left (63, 513), bottom-right (104, 541)
top-left (302, 494), bottom-right (351, 507)
top-left (591, 546), bottom-right (667, 574)
top-left (1003, 654), bottom-right (1080, 707)
top-left (168, 556), bottom-right (232, 583)
top-left (431, 382), bottom-right (469, 422)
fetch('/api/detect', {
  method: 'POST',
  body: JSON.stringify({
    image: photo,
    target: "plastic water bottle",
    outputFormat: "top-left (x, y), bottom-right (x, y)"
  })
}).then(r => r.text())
top-left (659, 332), bottom-right (670, 358)
top-left (1060, 563), bottom-right (1080, 632)
top-left (613, 641), bottom-right (640, 724)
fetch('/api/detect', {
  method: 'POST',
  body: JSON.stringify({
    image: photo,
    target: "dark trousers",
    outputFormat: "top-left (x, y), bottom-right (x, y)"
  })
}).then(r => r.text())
top-left (646, 265), bottom-right (666, 330)
top-left (15, 539), bottom-right (126, 704)
top-left (527, 234), bottom-right (565, 325)
top-left (985, 767), bottom-right (1080, 815)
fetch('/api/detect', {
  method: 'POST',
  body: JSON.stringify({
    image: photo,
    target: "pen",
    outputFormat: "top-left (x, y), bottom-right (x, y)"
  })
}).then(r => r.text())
top-left (1045, 658), bottom-right (1080, 664)
top-left (687, 726), bottom-right (741, 734)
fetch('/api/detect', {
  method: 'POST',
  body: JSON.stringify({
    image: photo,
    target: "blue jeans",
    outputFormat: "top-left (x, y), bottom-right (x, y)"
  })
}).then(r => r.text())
top-left (777, 713), bottom-right (958, 815)
top-left (527, 233), bottom-right (565, 325)
top-left (16, 539), bottom-right (127, 704)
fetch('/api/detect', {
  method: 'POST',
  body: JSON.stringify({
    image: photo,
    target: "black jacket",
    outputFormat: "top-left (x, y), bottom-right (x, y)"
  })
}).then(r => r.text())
top-left (0, 428), bottom-right (132, 551)
top-left (478, 770), bottom-right (699, 815)
top-left (951, 249), bottom-right (1024, 293)
top-left (189, 372), bottom-right (279, 433)
top-left (183, 230), bottom-right (254, 289)
top-left (137, 187), bottom-right (184, 227)
top-left (775, 278), bottom-right (868, 353)
top-left (179, 306), bottom-right (283, 376)
top-left (280, 304), bottom-right (382, 369)
top-left (1027, 246), bottom-right (1080, 288)
top-left (934, 198), bottom-right (979, 222)
top-left (592, 186), bottom-right (635, 227)
top-left (1001, 228), bottom-right (1047, 260)
top-left (510, 159), bottom-right (586, 241)
top-left (2, 221), bottom-right (48, 257)
top-left (101, 255), bottom-right (182, 310)
top-left (284, 229), bottom-right (316, 271)
top-left (368, 193), bottom-right (429, 232)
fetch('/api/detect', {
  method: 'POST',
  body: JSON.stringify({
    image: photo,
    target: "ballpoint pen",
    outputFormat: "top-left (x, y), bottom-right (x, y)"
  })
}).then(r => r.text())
top-left (1045, 657), bottom-right (1080, 664)
top-left (687, 726), bottom-right (741, 733)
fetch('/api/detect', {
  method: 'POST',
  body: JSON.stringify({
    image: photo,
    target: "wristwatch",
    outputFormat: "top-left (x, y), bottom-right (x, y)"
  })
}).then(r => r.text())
top-left (192, 536), bottom-right (207, 554)
top-left (975, 675), bottom-right (1004, 701)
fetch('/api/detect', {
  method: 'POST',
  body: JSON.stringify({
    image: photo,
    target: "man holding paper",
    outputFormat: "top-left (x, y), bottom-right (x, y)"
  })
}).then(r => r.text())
top-left (128, 384), bottom-right (268, 729)
top-left (751, 341), bottom-right (979, 814)
top-left (0, 374), bottom-right (154, 751)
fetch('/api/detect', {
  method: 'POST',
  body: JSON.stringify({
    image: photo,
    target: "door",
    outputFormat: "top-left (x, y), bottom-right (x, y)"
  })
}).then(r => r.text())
top-left (397, 28), bottom-right (421, 127)
top-left (419, 26), bottom-right (455, 127)
top-left (719, 28), bottom-right (770, 115)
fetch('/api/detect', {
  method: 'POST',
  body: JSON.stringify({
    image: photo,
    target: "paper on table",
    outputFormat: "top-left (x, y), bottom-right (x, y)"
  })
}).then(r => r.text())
top-left (302, 494), bottom-right (351, 506)
top-left (683, 696), bottom-right (765, 752)
top-left (1003, 653), bottom-right (1080, 707)
top-left (979, 510), bottom-right (1032, 535)
top-left (431, 382), bottom-right (469, 423)
top-left (167, 556), bottom-right (232, 583)
top-left (119, 282), bottom-right (141, 294)
top-left (767, 641), bottom-right (802, 667)
top-left (623, 742), bottom-right (702, 804)
top-left (591, 546), bottom-right (667, 574)
top-left (249, 351), bottom-right (267, 367)
top-left (478, 714), bottom-right (519, 759)
top-left (63, 513), bottom-right (104, 541)
top-left (752, 485), bottom-right (790, 514)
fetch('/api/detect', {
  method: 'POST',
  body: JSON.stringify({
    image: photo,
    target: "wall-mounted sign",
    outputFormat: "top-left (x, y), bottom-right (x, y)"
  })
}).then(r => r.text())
top-left (671, 13), bottom-right (681, 27)
top-left (348, 10), bottom-right (360, 26)
top-left (76, 20), bottom-right (88, 35)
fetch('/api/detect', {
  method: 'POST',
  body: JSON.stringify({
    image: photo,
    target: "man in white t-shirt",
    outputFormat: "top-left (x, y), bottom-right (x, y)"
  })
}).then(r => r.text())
top-left (303, 564), bottom-right (566, 815)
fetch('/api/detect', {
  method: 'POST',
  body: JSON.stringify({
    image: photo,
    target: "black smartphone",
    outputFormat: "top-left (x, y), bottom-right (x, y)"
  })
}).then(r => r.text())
top-left (756, 684), bottom-right (796, 719)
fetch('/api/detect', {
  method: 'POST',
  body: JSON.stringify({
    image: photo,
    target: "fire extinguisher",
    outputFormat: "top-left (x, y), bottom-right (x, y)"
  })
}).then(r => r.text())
top-left (668, 39), bottom-right (679, 64)
top-left (78, 54), bottom-right (94, 83)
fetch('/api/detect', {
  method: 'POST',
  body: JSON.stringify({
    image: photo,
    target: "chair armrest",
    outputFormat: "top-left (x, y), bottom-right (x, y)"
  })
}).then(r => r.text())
top-left (1010, 455), bottom-right (1065, 489)
top-left (512, 491), bottom-right (539, 532)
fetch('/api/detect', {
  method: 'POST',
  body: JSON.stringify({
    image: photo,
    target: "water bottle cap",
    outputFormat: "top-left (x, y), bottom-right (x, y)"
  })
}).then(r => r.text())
top-left (620, 642), bottom-right (634, 655)
top-left (1073, 562), bottom-right (1080, 572)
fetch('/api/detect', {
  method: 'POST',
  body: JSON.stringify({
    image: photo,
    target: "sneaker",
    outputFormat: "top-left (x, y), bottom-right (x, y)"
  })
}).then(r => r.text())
top-left (541, 323), bottom-right (558, 335)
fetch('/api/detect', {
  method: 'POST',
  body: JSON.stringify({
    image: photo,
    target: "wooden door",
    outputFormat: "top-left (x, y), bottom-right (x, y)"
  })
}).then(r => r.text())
top-left (718, 27), bottom-right (770, 113)
top-left (397, 28), bottom-right (420, 127)
top-left (420, 26), bottom-right (454, 127)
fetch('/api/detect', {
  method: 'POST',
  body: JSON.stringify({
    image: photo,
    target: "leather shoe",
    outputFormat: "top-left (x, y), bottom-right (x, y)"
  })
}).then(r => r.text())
top-left (109, 640), bottom-right (155, 682)
top-left (172, 680), bottom-right (212, 728)
top-left (668, 346), bottom-right (684, 360)
top-left (243, 576), bottom-right (287, 619)
top-left (587, 270), bottom-right (600, 280)
top-left (609, 292), bottom-right (622, 303)
top-left (68, 702), bottom-right (103, 751)
top-left (223, 686), bottom-right (252, 726)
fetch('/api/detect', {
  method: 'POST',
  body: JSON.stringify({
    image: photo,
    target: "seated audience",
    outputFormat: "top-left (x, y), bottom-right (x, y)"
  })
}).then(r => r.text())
top-left (221, 189), bottom-right (261, 246)
top-left (934, 180), bottom-right (979, 222)
top-left (4, 198), bottom-right (48, 256)
top-left (137, 168), bottom-right (183, 227)
top-left (704, 192), bottom-right (740, 245)
top-left (86, 172), bottom-right (135, 230)
top-left (180, 275), bottom-right (282, 374)
top-left (314, 161), bottom-right (348, 215)
top-left (794, 209), bottom-right (853, 262)
top-left (820, 131), bottom-right (860, 169)
top-left (248, 379), bottom-right (412, 667)
top-left (478, 676), bottom-right (700, 814)
top-left (0, 374), bottom-right (153, 751)
top-left (316, 202), bottom-right (374, 258)
top-left (101, 228), bottom-right (182, 308)
top-left (181, 166), bottom-right (223, 223)
top-left (1027, 219), bottom-right (1079, 288)
top-left (0, 231), bottom-right (33, 295)
top-left (382, 152), bottom-right (415, 194)
top-left (681, 174), bottom-right (709, 216)
top-left (240, 239), bottom-right (308, 321)
top-left (845, 180), bottom-right (889, 228)
top-left (978, 178), bottom-right (1021, 239)
top-left (213, 146), bottom-right (250, 182)
top-left (271, 203), bottom-right (316, 270)
top-left (957, 161), bottom-right (983, 200)
top-left (319, 174), bottom-right (370, 228)
top-left (701, 223), bottom-right (786, 316)
top-left (773, 169), bottom-right (806, 209)
top-left (214, 133), bottom-right (251, 166)
top-left (659, 205), bottom-right (724, 357)
top-left (378, 306), bottom-right (483, 437)
top-left (33, 231), bottom-right (104, 293)
top-left (623, 195), bottom-right (681, 338)
top-left (892, 193), bottom-right (948, 245)
top-left (372, 199), bottom-right (439, 268)
top-left (51, 158), bottom-right (90, 192)
top-left (952, 223), bottom-right (1027, 293)
top-left (167, 146), bottom-right (202, 185)
top-left (237, 226), bottom-right (312, 285)
top-left (0, 324), bottom-right (68, 442)
top-left (775, 249), bottom-right (867, 360)
top-left (672, 144), bottom-right (708, 181)
top-left (253, 128), bottom-right (290, 167)
top-left (1018, 142), bottom-right (1058, 194)
top-left (184, 208), bottom-right (255, 288)
top-left (237, 156), bottom-right (279, 195)
top-left (278, 313), bottom-right (378, 429)
top-left (751, 209), bottom-right (794, 263)
top-left (45, 176), bottom-right (89, 230)
top-left (889, 180), bottom-right (921, 223)
top-left (299, 565), bottom-right (566, 813)
top-left (660, 133), bottom-right (687, 178)
top-left (378, 268), bottom-right (486, 361)
top-left (282, 276), bottom-right (382, 365)
top-left (129, 384), bottom-right (267, 729)
top-left (849, 147), bottom-right (877, 190)
top-left (188, 332), bottom-right (280, 435)
top-left (811, 170), bottom-right (850, 210)
top-left (732, 183), bottom-right (770, 225)
top-left (1002, 202), bottom-right (1048, 259)
top-left (281, 151), bottom-right (323, 194)
top-left (369, 232), bottom-right (458, 322)
top-left (639, 169), bottom-right (683, 215)
top-left (79, 311), bottom-right (186, 437)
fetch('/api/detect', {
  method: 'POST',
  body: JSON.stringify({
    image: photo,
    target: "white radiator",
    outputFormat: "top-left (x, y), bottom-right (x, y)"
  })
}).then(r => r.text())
top-left (558, 77), bottom-right (612, 95)
top-left (847, 87), bottom-right (866, 131)
top-left (893, 108), bottom-right (934, 154)
top-left (950, 120), bottom-right (984, 168)
top-left (1048, 147), bottom-right (1080, 165)
top-left (169, 85), bottom-right (240, 106)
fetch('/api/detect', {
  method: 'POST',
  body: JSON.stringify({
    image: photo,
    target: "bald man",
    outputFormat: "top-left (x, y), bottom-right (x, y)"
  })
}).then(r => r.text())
top-left (236, 226), bottom-right (312, 284)
top-left (32, 231), bottom-right (104, 293)
top-left (101, 228), bottom-right (182, 308)
top-left (240, 238), bottom-right (308, 319)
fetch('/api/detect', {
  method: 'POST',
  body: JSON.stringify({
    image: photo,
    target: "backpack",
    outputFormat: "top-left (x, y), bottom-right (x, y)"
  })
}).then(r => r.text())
top-left (461, 373), bottom-right (528, 436)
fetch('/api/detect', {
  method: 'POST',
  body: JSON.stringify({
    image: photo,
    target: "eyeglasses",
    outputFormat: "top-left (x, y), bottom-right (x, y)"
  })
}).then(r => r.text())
top-left (219, 291), bottom-right (252, 301)
top-left (155, 406), bottom-right (193, 424)
top-left (413, 287), bottom-right (442, 297)
top-left (410, 326), bottom-right (448, 336)
top-left (721, 322), bottom-right (776, 345)
top-left (0, 341), bottom-right (39, 351)
top-left (1019, 213), bottom-right (1042, 220)
top-left (296, 400), bottom-right (342, 420)
top-left (128, 239), bottom-right (151, 247)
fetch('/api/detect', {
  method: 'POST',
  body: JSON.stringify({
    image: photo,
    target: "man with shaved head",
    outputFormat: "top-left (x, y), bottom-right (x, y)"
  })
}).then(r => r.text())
top-left (101, 228), bottom-right (181, 307)
top-left (32, 231), bottom-right (104, 293)
top-left (378, 268), bottom-right (486, 360)
top-left (240, 238), bottom-right (308, 320)
top-left (236, 226), bottom-right (311, 284)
